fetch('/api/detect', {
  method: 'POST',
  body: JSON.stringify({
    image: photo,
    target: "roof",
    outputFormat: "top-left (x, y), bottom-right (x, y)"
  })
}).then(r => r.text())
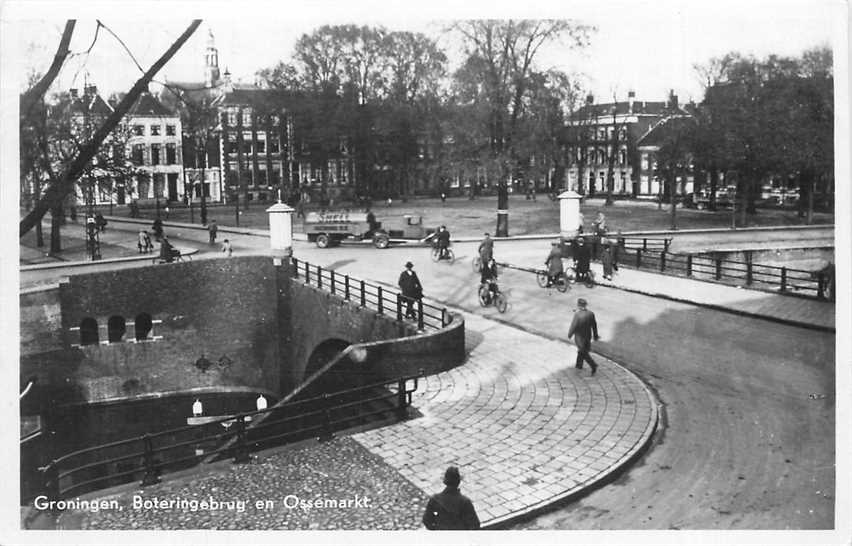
top-left (570, 100), bottom-right (691, 121)
top-left (127, 92), bottom-right (177, 118)
top-left (636, 116), bottom-right (696, 148)
top-left (215, 85), bottom-right (286, 111)
top-left (70, 93), bottom-right (113, 117)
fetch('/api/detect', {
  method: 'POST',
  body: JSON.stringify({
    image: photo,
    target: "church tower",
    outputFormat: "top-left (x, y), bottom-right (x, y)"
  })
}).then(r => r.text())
top-left (204, 29), bottom-right (220, 88)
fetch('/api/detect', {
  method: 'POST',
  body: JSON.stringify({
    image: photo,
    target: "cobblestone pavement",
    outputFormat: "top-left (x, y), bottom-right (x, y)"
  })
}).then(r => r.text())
top-left (57, 437), bottom-right (427, 530)
top-left (352, 311), bottom-right (658, 526)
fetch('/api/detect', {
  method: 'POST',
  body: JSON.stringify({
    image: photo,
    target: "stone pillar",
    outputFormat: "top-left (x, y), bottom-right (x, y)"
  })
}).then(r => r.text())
top-left (558, 190), bottom-right (583, 238)
top-left (267, 201), bottom-right (294, 264)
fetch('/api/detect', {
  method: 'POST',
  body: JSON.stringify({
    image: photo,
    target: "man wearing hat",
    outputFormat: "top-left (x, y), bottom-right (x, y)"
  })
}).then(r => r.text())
top-left (567, 298), bottom-right (600, 375)
top-left (398, 261), bottom-right (423, 320)
top-left (422, 466), bottom-right (480, 530)
top-left (545, 240), bottom-right (564, 286)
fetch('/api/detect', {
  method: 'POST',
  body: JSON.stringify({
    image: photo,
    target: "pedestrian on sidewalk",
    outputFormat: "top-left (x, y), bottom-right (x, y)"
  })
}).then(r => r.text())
top-left (221, 239), bottom-right (233, 257)
top-left (138, 229), bottom-right (152, 253)
top-left (567, 298), bottom-right (599, 375)
top-left (422, 467), bottom-right (480, 530)
top-left (208, 219), bottom-right (218, 245)
top-left (601, 239), bottom-right (617, 280)
top-left (398, 261), bottom-right (423, 320)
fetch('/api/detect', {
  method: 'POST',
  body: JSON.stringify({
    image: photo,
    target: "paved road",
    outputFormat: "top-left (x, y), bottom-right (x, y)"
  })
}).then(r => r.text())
top-left (22, 223), bottom-right (835, 530)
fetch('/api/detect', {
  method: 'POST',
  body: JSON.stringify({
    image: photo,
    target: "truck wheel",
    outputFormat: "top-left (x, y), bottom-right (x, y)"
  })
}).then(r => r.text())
top-left (373, 234), bottom-right (389, 249)
top-left (316, 234), bottom-right (330, 248)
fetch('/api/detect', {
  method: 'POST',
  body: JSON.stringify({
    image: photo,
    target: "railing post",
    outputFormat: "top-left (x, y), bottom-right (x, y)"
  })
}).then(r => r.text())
top-left (441, 309), bottom-right (447, 327)
top-left (746, 261), bottom-right (753, 285)
top-left (232, 415), bottom-right (251, 464)
top-left (417, 299), bottom-right (424, 330)
top-left (715, 258), bottom-right (722, 280)
top-left (396, 294), bottom-right (403, 321)
top-left (377, 286), bottom-right (384, 314)
top-left (617, 236), bottom-right (625, 249)
top-left (317, 266), bottom-right (323, 289)
top-left (330, 270), bottom-right (336, 295)
top-left (141, 433), bottom-right (160, 486)
top-left (643, 238), bottom-right (648, 251)
top-left (360, 280), bottom-right (366, 307)
top-left (660, 252), bottom-right (666, 272)
top-left (344, 275), bottom-right (350, 300)
top-left (636, 248), bottom-right (642, 268)
top-left (664, 239), bottom-right (671, 252)
top-left (817, 272), bottom-right (825, 299)
top-left (291, 258), bottom-right (299, 278)
top-left (319, 394), bottom-right (334, 441)
top-left (686, 255), bottom-right (693, 277)
top-left (780, 267), bottom-right (787, 293)
top-left (304, 261), bottom-right (310, 284)
top-left (396, 378), bottom-right (408, 420)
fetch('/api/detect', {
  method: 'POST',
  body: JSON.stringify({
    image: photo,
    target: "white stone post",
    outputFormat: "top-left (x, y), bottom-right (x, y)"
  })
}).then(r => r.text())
top-left (558, 190), bottom-right (583, 238)
top-left (267, 202), bottom-right (294, 264)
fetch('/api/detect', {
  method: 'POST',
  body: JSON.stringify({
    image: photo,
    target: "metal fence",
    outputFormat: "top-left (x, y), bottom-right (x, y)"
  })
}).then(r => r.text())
top-left (36, 374), bottom-right (421, 502)
top-left (291, 257), bottom-right (452, 330)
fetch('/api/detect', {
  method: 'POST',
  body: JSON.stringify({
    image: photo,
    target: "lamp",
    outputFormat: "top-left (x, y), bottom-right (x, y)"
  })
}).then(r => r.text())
top-left (192, 399), bottom-right (203, 417)
top-left (256, 394), bottom-right (268, 411)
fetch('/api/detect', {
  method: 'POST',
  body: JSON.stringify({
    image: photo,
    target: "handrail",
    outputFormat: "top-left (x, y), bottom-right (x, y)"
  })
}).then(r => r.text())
top-left (291, 257), bottom-right (451, 330)
top-left (37, 373), bottom-right (422, 501)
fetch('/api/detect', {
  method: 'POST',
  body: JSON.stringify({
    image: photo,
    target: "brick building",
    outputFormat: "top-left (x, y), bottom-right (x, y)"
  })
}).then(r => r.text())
top-left (563, 90), bottom-right (692, 197)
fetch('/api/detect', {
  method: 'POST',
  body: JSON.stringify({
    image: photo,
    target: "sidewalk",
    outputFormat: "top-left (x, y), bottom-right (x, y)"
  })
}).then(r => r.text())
top-left (52, 308), bottom-right (658, 530)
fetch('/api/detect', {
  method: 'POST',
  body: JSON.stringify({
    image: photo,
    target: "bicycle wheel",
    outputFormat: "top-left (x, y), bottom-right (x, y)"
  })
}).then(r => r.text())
top-left (472, 256), bottom-right (482, 272)
top-left (431, 246), bottom-right (440, 262)
top-left (446, 249), bottom-right (455, 264)
top-left (495, 293), bottom-right (508, 313)
top-left (536, 271), bottom-right (548, 288)
top-left (478, 285), bottom-right (489, 307)
top-left (556, 272), bottom-right (570, 293)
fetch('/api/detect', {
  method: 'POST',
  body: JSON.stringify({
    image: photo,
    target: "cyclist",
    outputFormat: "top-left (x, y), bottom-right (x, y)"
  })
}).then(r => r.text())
top-left (478, 232), bottom-right (494, 265)
top-left (159, 237), bottom-right (180, 263)
top-left (479, 257), bottom-right (499, 304)
top-left (545, 240), bottom-right (564, 287)
top-left (435, 225), bottom-right (451, 260)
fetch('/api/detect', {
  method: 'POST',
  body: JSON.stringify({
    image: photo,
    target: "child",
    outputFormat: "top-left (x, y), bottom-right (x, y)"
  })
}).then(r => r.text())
top-left (221, 239), bottom-right (233, 257)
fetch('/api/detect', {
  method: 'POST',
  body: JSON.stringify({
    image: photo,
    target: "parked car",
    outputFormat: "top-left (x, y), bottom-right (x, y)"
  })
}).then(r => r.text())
top-left (686, 186), bottom-right (737, 209)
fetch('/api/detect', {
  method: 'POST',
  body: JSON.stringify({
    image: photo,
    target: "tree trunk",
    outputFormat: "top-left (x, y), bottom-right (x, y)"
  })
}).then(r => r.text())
top-left (670, 175), bottom-right (677, 230)
top-left (50, 205), bottom-right (62, 254)
top-left (496, 182), bottom-right (509, 237)
top-left (709, 166), bottom-right (719, 211)
top-left (807, 178), bottom-right (815, 225)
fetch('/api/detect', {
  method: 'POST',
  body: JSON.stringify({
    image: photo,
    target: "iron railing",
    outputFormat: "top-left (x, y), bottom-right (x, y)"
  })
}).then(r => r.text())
top-left (291, 257), bottom-right (451, 330)
top-left (37, 374), bottom-right (421, 502)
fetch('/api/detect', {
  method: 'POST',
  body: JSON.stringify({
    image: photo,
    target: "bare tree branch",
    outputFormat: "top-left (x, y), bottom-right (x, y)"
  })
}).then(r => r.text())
top-left (20, 20), bottom-right (75, 118)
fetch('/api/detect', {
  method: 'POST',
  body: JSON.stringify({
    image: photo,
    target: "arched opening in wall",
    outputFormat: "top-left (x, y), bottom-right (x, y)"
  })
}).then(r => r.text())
top-left (135, 313), bottom-right (153, 341)
top-left (108, 316), bottom-right (126, 343)
top-left (301, 338), bottom-right (361, 396)
top-left (79, 318), bottom-right (99, 346)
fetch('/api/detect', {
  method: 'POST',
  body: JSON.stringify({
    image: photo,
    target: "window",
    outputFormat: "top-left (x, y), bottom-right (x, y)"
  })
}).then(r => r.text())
top-left (166, 143), bottom-right (176, 165)
top-left (153, 174), bottom-right (164, 197)
top-left (108, 316), bottom-right (126, 343)
top-left (134, 313), bottom-right (152, 341)
top-left (132, 144), bottom-right (145, 165)
top-left (256, 139), bottom-right (266, 154)
top-left (619, 150), bottom-right (627, 165)
top-left (150, 125), bottom-right (161, 136)
top-left (227, 133), bottom-right (238, 154)
top-left (242, 109), bottom-right (252, 127)
top-left (80, 318), bottom-right (99, 346)
top-left (268, 137), bottom-right (280, 154)
top-left (227, 108), bottom-right (238, 126)
top-left (166, 125), bottom-right (176, 136)
top-left (151, 144), bottom-right (161, 165)
top-left (133, 125), bottom-right (144, 136)
top-left (113, 144), bottom-right (124, 161)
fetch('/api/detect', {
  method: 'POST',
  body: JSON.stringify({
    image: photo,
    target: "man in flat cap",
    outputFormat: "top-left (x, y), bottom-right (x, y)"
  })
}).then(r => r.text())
top-left (567, 298), bottom-right (600, 375)
top-left (422, 466), bottom-right (480, 530)
top-left (398, 261), bottom-right (423, 320)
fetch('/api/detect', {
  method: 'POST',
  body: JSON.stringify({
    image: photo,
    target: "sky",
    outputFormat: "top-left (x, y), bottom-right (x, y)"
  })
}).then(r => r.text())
top-left (1, 0), bottom-right (842, 105)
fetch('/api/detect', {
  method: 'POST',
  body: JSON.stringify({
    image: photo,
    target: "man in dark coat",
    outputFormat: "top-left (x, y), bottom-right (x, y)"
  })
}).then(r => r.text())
top-left (398, 261), bottom-right (423, 319)
top-left (422, 467), bottom-right (480, 530)
top-left (574, 237), bottom-right (591, 281)
top-left (567, 298), bottom-right (600, 375)
top-left (435, 225), bottom-right (451, 259)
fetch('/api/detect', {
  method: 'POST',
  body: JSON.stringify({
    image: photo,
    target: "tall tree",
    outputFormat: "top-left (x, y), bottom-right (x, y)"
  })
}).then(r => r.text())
top-left (451, 20), bottom-right (593, 235)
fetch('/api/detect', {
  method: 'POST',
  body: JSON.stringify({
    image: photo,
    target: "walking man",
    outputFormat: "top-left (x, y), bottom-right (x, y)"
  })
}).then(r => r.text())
top-left (567, 298), bottom-right (599, 375)
top-left (422, 467), bottom-right (480, 530)
top-left (398, 261), bottom-right (423, 320)
top-left (208, 219), bottom-right (218, 245)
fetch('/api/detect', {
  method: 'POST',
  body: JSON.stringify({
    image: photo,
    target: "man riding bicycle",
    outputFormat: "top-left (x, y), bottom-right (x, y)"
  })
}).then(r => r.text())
top-left (435, 225), bottom-right (451, 260)
top-left (545, 240), bottom-right (564, 287)
top-left (478, 232), bottom-right (494, 264)
top-left (159, 237), bottom-right (181, 263)
top-left (479, 257), bottom-right (500, 304)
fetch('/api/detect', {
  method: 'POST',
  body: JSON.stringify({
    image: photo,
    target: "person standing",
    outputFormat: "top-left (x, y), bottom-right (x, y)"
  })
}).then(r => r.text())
top-left (601, 240), bottom-right (617, 280)
top-left (422, 467), bottom-right (480, 530)
top-left (221, 239), bottom-right (232, 257)
top-left (138, 229), bottom-right (152, 253)
top-left (478, 232), bottom-right (493, 264)
top-left (574, 237), bottom-right (591, 281)
top-left (567, 298), bottom-right (599, 375)
top-left (545, 240), bottom-right (564, 286)
top-left (398, 261), bottom-right (423, 320)
top-left (208, 219), bottom-right (218, 245)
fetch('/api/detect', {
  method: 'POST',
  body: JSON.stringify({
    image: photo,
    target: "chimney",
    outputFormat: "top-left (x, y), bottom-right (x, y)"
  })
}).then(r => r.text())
top-left (586, 93), bottom-right (594, 105)
top-left (668, 89), bottom-right (678, 111)
top-left (70, 88), bottom-right (78, 99)
top-left (84, 84), bottom-right (97, 96)
top-left (628, 90), bottom-right (635, 114)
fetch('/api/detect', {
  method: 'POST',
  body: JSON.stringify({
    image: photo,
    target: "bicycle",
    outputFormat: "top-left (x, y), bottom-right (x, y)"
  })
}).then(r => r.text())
top-left (535, 270), bottom-right (570, 292)
top-left (430, 244), bottom-right (455, 264)
top-left (153, 251), bottom-right (191, 264)
top-left (478, 283), bottom-right (508, 313)
top-left (567, 265), bottom-right (596, 288)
